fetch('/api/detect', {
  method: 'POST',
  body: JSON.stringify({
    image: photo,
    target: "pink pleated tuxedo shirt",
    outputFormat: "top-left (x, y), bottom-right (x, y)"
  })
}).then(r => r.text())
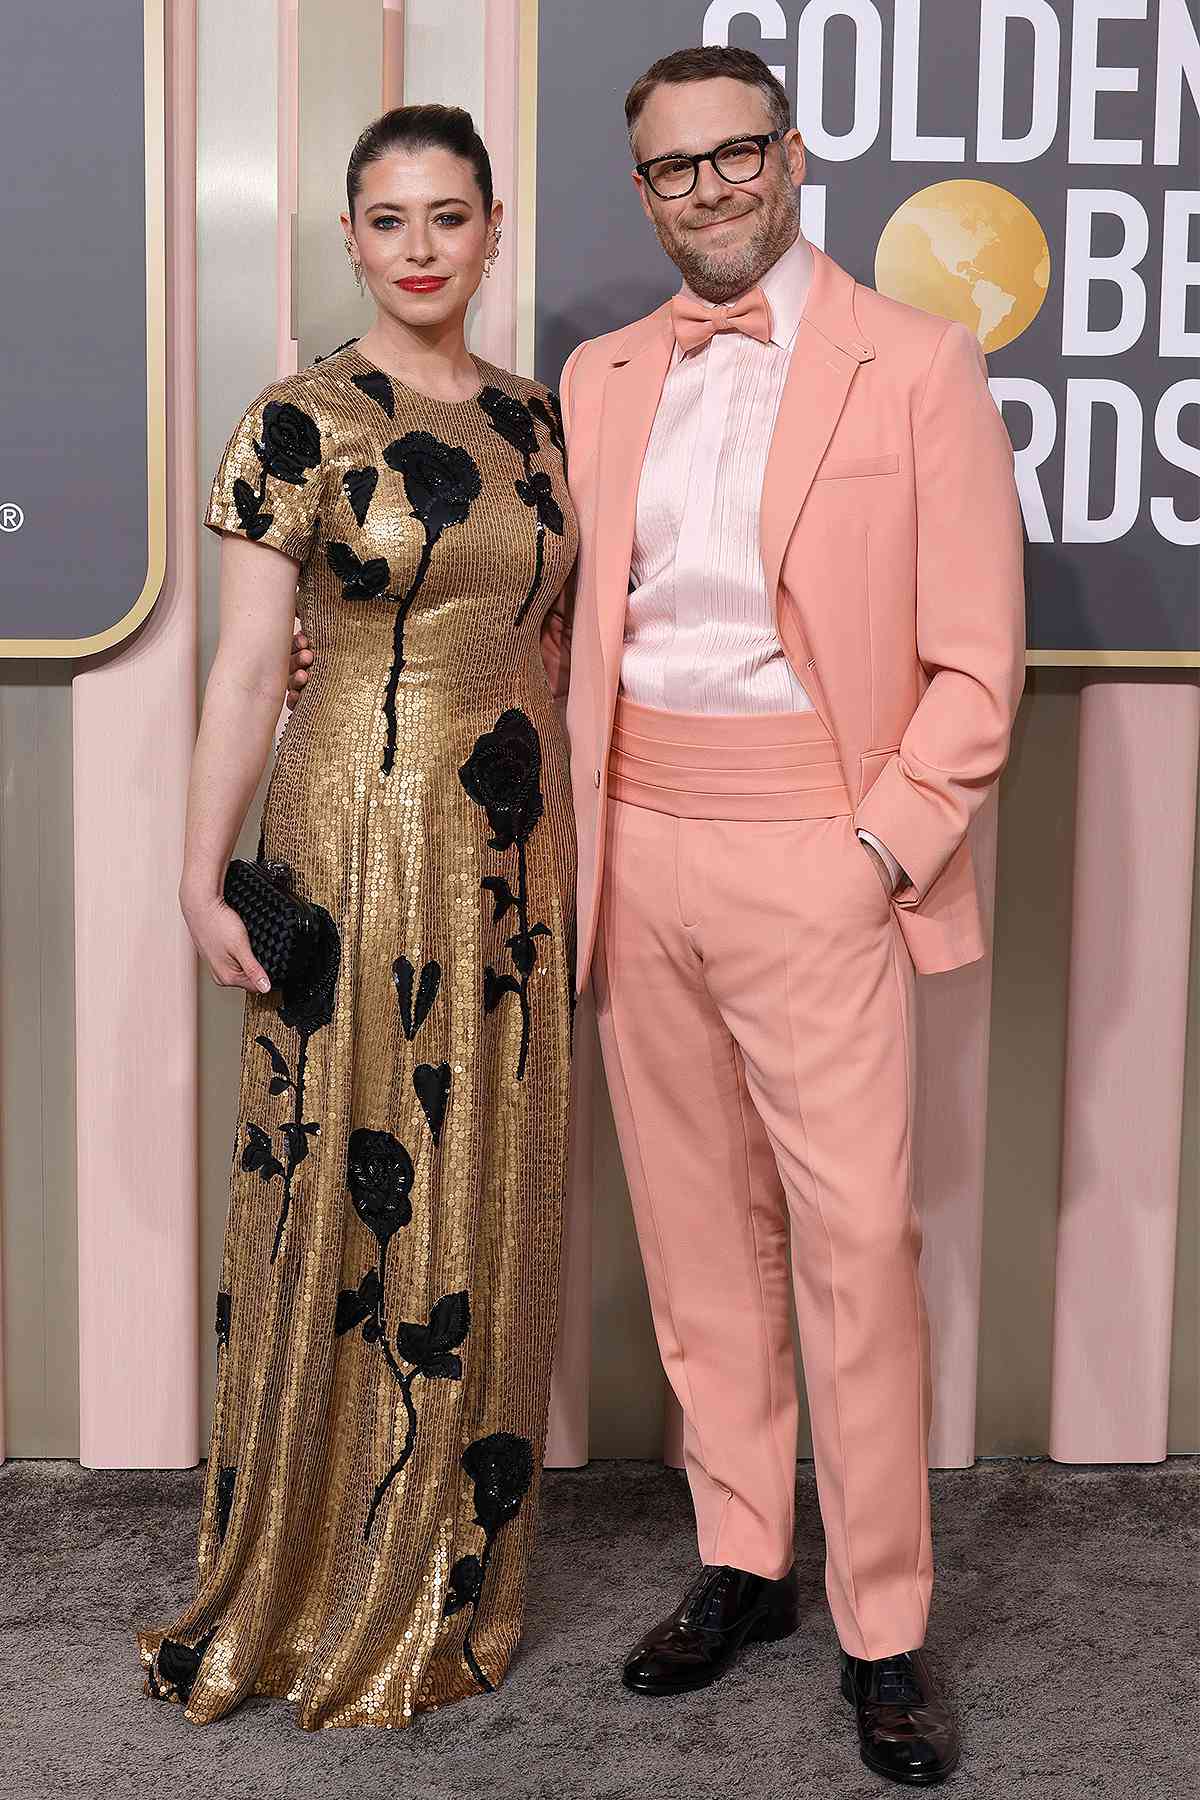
top-left (623, 233), bottom-right (816, 715)
top-left (621, 233), bottom-right (903, 886)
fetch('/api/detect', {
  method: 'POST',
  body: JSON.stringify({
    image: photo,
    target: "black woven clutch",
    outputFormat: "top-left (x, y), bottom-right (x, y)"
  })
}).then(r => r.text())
top-left (223, 858), bottom-right (319, 991)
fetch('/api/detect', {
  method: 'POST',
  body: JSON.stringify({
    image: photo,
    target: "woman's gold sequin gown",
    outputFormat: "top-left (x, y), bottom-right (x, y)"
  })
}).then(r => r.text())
top-left (137, 345), bottom-right (577, 1729)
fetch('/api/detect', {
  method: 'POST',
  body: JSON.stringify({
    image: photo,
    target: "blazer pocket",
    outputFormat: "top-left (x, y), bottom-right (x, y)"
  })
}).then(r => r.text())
top-left (815, 452), bottom-right (901, 481)
top-left (857, 747), bottom-right (900, 804)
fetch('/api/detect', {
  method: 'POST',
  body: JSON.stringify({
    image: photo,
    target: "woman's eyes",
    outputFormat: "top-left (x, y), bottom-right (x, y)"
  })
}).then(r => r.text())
top-left (372, 214), bottom-right (467, 230)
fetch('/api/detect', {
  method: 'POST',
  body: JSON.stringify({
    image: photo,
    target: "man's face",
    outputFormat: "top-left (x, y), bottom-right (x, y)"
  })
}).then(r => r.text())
top-left (631, 76), bottom-right (806, 304)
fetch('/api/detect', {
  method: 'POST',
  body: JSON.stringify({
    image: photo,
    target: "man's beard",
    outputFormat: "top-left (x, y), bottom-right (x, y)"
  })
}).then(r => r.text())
top-left (655, 178), bottom-right (801, 303)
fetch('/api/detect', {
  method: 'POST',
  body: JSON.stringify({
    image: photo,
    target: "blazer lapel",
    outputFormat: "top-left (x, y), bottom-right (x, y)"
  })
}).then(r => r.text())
top-left (760, 247), bottom-right (874, 733)
top-left (594, 308), bottom-right (674, 691)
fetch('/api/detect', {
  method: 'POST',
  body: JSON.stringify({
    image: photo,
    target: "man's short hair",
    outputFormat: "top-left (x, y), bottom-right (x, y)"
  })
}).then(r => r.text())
top-left (624, 46), bottom-right (792, 154)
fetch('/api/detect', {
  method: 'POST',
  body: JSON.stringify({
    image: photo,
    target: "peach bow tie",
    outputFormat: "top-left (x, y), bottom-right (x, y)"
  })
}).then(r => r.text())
top-left (670, 286), bottom-right (772, 354)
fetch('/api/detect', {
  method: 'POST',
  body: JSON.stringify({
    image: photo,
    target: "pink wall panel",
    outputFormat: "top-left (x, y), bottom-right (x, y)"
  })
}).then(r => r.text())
top-left (475, 0), bottom-right (520, 370)
top-left (382, 0), bottom-right (404, 110)
top-left (73, 0), bottom-right (199, 1469)
top-left (1051, 679), bottom-right (1199, 1463)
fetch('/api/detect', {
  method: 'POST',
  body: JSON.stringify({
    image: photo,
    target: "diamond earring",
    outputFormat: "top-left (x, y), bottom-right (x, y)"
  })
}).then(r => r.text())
top-left (345, 238), bottom-right (365, 296)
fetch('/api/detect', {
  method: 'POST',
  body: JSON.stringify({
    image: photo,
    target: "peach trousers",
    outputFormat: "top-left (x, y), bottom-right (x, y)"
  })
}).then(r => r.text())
top-left (592, 697), bottom-right (933, 1661)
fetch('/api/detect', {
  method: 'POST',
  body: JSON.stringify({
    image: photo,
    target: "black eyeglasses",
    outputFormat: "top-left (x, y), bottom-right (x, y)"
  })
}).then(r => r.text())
top-left (635, 130), bottom-right (783, 200)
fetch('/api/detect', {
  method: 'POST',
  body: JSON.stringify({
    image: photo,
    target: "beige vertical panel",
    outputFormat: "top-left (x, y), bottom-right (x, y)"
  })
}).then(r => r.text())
top-left (404, 0), bottom-right (484, 117)
top-left (977, 674), bottom-right (1079, 1453)
top-left (0, 667), bottom-right (79, 1458)
top-left (544, 989), bottom-right (594, 1466)
top-left (586, 1050), bottom-right (665, 1461)
top-left (196, 0), bottom-right (286, 1443)
top-left (296, 0), bottom-right (381, 371)
top-left (915, 792), bottom-right (999, 1469)
top-left (405, 0), bottom-right (488, 353)
top-left (277, 0), bottom-right (299, 377)
top-left (1051, 678), bottom-right (1200, 1463)
top-left (74, 0), bottom-right (198, 1469)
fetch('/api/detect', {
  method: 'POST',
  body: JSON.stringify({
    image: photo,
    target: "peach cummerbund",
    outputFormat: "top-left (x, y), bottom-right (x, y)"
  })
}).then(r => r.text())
top-left (607, 695), bottom-right (852, 821)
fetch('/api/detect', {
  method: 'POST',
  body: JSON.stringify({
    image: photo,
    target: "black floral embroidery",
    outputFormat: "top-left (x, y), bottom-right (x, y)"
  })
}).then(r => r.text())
top-left (460, 709), bottom-right (544, 850)
top-left (447, 1432), bottom-right (534, 1691)
top-left (413, 1061), bottom-right (452, 1146)
top-left (256, 1035), bottom-right (291, 1095)
top-left (239, 897), bottom-right (340, 1262)
top-left (460, 711), bottom-right (550, 1082)
top-left (528, 390), bottom-right (565, 461)
top-left (214, 1290), bottom-right (231, 1350)
top-left (347, 1128), bottom-right (414, 1245)
top-left (231, 400), bottom-right (322, 543)
top-left (260, 402), bottom-right (321, 484)
top-left (444, 1555), bottom-right (483, 1617)
top-left (360, 1289), bottom-right (470, 1543)
top-left (337, 1138), bottom-right (469, 1542)
top-left (477, 385), bottom-right (565, 627)
top-left (375, 433), bottom-right (482, 775)
top-left (350, 367), bottom-right (395, 417)
top-left (241, 1121), bottom-right (284, 1183)
top-left (232, 478), bottom-right (274, 542)
top-left (326, 540), bottom-right (391, 599)
top-left (384, 423), bottom-right (480, 577)
top-left (343, 466), bottom-right (378, 527)
top-left (335, 1268), bottom-right (381, 1338)
top-left (147, 1628), bottom-right (217, 1705)
top-left (515, 470), bottom-right (564, 537)
top-left (478, 386), bottom-right (539, 459)
top-left (395, 1291), bottom-right (470, 1379)
top-left (216, 1465), bottom-right (237, 1544)
top-left (392, 956), bottom-right (442, 1041)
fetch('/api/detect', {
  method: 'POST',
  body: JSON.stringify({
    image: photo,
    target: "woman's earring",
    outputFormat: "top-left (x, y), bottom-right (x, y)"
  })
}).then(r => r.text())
top-left (345, 239), bottom-right (365, 296)
top-left (484, 224), bottom-right (502, 279)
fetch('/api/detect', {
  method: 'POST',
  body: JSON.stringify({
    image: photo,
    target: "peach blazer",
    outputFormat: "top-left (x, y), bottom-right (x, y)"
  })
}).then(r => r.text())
top-left (540, 243), bottom-right (1026, 985)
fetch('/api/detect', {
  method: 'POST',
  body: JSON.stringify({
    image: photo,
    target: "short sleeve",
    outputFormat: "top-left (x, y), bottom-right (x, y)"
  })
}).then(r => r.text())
top-left (204, 381), bottom-right (325, 564)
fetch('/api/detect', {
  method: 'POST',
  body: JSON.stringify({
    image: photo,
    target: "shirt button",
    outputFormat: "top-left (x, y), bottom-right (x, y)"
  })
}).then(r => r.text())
top-left (593, 768), bottom-right (601, 788)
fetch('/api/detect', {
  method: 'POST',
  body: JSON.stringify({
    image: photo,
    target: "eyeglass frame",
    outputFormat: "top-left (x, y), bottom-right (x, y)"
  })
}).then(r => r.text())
top-left (634, 129), bottom-right (785, 200)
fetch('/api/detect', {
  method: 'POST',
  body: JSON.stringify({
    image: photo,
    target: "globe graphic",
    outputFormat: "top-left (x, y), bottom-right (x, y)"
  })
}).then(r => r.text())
top-left (874, 180), bottom-right (1050, 351)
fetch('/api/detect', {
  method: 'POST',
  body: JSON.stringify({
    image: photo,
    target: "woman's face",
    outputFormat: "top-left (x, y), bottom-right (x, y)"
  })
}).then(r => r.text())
top-left (342, 146), bottom-right (500, 331)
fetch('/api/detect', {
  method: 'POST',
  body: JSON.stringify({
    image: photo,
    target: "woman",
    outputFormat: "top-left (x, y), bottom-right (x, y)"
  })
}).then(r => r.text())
top-left (138, 104), bottom-right (578, 1729)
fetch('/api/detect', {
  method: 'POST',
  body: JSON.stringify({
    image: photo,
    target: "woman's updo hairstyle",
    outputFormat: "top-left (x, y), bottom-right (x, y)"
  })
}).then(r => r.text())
top-left (346, 104), bottom-right (494, 219)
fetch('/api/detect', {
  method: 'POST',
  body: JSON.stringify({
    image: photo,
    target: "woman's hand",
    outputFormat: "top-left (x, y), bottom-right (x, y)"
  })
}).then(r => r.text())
top-left (178, 532), bottom-right (302, 994)
top-left (181, 887), bottom-right (272, 995)
top-left (287, 629), bottom-right (314, 710)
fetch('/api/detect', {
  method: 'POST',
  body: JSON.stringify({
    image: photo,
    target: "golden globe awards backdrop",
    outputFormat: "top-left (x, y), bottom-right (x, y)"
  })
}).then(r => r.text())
top-left (533, 0), bottom-right (1199, 664)
top-left (0, 0), bottom-right (165, 656)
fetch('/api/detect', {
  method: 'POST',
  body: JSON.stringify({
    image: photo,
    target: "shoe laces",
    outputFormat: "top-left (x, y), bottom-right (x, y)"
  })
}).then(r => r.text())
top-left (873, 1653), bottom-right (925, 1707)
top-left (679, 1565), bottom-right (734, 1628)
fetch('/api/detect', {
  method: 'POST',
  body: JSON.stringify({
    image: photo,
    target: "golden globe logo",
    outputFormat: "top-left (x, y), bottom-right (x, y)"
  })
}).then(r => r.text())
top-left (875, 180), bottom-right (1050, 351)
top-left (699, 0), bottom-right (1199, 580)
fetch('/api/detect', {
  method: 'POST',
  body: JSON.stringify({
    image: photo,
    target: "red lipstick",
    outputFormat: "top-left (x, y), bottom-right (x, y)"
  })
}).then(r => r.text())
top-left (395, 276), bottom-right (449, 293)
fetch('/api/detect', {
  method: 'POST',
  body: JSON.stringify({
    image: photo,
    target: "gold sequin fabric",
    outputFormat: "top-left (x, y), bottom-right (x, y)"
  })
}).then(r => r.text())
top-left (137, 346), bottom-right (578, 1729)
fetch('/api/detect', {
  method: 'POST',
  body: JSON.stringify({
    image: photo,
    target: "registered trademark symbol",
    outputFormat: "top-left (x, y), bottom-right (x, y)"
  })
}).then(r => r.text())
top-left (0, 503), bottom-right (24, 532)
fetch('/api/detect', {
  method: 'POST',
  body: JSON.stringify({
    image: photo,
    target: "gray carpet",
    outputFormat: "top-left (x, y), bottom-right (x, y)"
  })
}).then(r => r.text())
top-left (0, 1457), bottom-right (1195, 1800)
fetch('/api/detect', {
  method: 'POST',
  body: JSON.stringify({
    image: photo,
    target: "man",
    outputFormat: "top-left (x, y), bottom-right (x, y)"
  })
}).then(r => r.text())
top-left (290, 44), bottom-right (1024, 1786)
top-left (549, 45), bottom-right (1023, 1789)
